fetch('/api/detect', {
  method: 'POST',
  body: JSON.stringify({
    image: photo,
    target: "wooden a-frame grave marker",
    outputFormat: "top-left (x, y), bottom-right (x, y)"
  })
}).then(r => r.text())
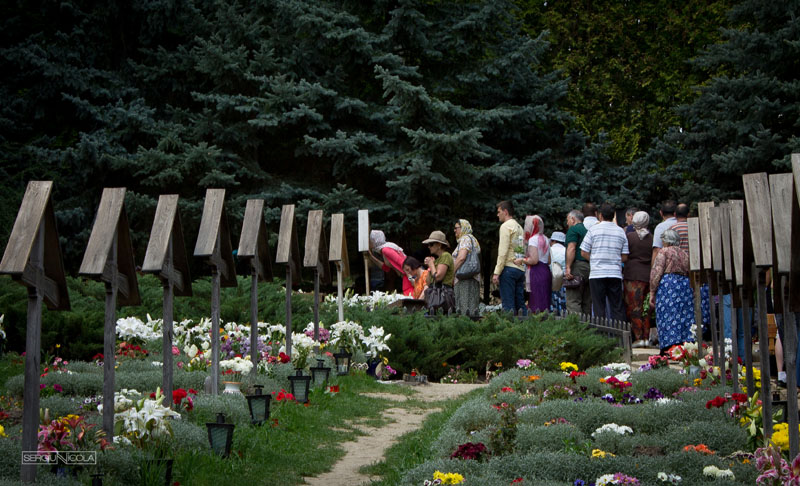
top-left (708, 205), bottom-right (726, 385)
top-left (142, 194), bottom-right (192, 407)
top-left (237, 199), bottom-right (273, 366)
top-left (718, 202), bottom-right (737, 391)
top-left (329, 213), bottom-right (351, 322)
top-left (358, 209), bottom-right (370, 294)
top-left (79, 188), bottom-right (141, 439)
top-left (729, 199), bottom-right (756, 396)
top-left (687, 217), bottom-right (705, 361)
top-left (770, 172), bottom-right (799, 457)
top-left (276, 204), bottom-right (301, 357)
top-left (304, 209), bottom-right (330, 341)
top-left (194, 189), bottom-right (237, 395)
top-left (698, 202), bottom-right (722, 371)
top-left (0, 181), bottom-right (70, 483)
top-left (743, 172), bottom-right (775, 437)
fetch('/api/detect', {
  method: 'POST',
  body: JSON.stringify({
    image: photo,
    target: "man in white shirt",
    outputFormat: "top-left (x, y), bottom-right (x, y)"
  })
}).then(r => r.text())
top-left (582, 202), bottom-right (598, 230)
top-left (651, 200), bottom-right (677, 261)
top-left (580, 203), bottom-right (629, 321)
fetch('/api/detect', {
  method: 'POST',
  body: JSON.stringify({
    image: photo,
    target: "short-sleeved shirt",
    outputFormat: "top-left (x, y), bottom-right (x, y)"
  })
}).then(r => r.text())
top-left (580, 221), bottom-right (629, 279)
top-left (434, 252), bottom-right (455, 287)
top-left (652, 217), bottom-right (677, 248)
top-left (583, 216), bottom-right (598, 230)
top-left (565, 223), bottom-right (588, 263)
top-left (670, 221), bottom-right (689, 252)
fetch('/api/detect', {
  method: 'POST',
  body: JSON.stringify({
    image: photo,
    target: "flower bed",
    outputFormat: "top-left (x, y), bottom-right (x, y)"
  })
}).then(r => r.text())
top-left (400, 363), bottom-right (761, 485)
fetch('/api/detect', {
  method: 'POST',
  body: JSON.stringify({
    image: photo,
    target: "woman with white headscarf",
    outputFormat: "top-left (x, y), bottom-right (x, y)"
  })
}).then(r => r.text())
top-left (515, 215), bottom-right (550, 313)
top-left (368, 230), bottom-right (413, 296)
top-left (624, 211), bottom-right (653, 347)
top-left (650, 229), bottom-right (695, 354)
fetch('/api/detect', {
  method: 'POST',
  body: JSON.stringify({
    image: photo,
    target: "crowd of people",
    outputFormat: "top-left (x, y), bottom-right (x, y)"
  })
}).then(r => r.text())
top-left (366, 199), bottom-right (702, 356)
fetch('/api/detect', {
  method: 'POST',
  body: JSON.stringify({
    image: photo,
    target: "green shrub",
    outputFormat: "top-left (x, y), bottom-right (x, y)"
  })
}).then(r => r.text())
top-left (443, 398), bottom-right (499, 434)
top-left (431, 428), bottom-right (492, 459)
top-left (191, 394), bottom-right (251, 426)
top-left (516, 423), bottom-right (586, 453)
top-left (167, 420), bottom-right (209, 452)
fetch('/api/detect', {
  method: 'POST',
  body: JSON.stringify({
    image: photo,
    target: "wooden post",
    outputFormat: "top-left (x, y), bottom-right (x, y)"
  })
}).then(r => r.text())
top-left (730, 199), bottom-right (756, 395)
top-left (276, 204), bottom-right (300, 357)
top-left (194, 189), bottom-right (237, 395)
top-left (237, 199), bottom-right (273, 366)
top-left (329, 214), bottom-right (351, 322)
top-left (304, 209), bottom-right (328, 340)
top-left (770, 172), bottom-right (798, 457)
top-left (688, 217), bottom-right (704, 354)
top-left (143, 195), bottom-right (192, 409)
top-left (743, 172), bottom-right (774, 437)
top-left (0, 181), bottom-right (70, 483)
top-left (79, 188), bottom-right (141, 434)
top-left (358, 209), bottom-right (370, 295)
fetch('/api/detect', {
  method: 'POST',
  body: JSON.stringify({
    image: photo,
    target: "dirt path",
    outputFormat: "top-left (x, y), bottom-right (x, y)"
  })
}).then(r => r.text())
top-left (303, 383), bottom-right (484, 486)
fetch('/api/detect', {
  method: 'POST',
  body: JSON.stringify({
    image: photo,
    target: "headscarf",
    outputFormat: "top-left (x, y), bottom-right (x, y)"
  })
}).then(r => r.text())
top-left (633, 211), bottom-right (650, 240)
top-left (524, 215), bottom-right (549, 261)
top-left (370, 230), bottom-right (404, 254)
top-left (457, 219), bottom-right (480, 251)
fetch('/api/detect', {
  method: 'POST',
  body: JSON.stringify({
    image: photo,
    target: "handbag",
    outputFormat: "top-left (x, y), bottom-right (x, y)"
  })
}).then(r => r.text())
top-left (550, 261), bottom-right (564, 291)
top-left (455, 238), bottom-right (480, 279)
top-left (562, 274), bottom-right (584, 289)
top-left (424, 283), bottom-right (456, 313)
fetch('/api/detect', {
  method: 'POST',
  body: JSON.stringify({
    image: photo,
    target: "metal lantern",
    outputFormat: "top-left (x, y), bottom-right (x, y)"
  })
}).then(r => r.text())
top-left (206, 412), bottom-right (235, 457)
top-left (288, 369), bottom-right (311, 404)
top-left (245, 385), bottom-right (272, 425)
top-left (333, 348), bottom-right (352, 376)
top-left (309, 358), bottom-right (331, 386)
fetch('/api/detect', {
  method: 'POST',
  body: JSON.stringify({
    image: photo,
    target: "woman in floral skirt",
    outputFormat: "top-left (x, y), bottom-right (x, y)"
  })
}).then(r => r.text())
top-left (649, 229), bottom-right (695, 354)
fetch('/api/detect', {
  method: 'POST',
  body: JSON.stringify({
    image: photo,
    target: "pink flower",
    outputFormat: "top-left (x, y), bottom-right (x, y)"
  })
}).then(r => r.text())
top-left (172, 346), bottom-right (180, 356)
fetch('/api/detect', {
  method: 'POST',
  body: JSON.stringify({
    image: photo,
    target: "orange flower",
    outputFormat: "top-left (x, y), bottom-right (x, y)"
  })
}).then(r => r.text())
top-left (526, 375), bottom-right (541, 382)
top-left (599, 378), bottom-right (606, 383)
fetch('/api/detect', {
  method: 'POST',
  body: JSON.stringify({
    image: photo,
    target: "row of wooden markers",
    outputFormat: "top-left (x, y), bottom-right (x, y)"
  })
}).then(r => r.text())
top-left (685, 155), bottom-right (800, 463)
top-left (0, 184), bottom-right (375, 482)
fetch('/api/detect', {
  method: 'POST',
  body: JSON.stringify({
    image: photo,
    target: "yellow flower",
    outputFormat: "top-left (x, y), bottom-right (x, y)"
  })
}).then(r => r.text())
top-left (693, 378), bottom-right (703, 386)
top-left (592, 448), bottom-right (614, 458)
top-left (59, 414), bottom-right (80, 424)
top-left (0, 424), bottom-right (7, 438)
top-left (55, 344), bottom-right (61, 349)
top-left (383, 357), bottom-right (389, 365)
top-left (772, 423), bottom-right (799, 451)
top-left (433, 471), bottom-right (465, 485)
top-left (560, 362), bottom-right (578, 372)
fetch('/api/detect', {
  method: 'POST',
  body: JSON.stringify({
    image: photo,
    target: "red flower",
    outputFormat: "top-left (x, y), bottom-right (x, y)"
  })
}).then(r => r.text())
top-left (501, 387), bottom-right (514, 393)
top-left (188, 389), bottom-right (198, 395)
top-left (411, 371), bottom-right (417, 377)
top-left (173, 389), bottom-right (187, 404)
top-left (278, 352), bottom-right (291, 364)
top-left (705, 396), bottom-right (728, 409)
top-left (731, 393), bottom-right (748, 403)
top-left (92, 353), bottom-right (104, 361)
top-left (511, 479), bottom-right (524, 484)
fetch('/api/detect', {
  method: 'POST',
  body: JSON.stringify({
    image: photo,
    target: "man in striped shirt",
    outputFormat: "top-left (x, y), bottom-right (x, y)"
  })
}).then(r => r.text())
top-left (670, 203), bottom-right (689, 251)
top-left (580, 203), bottom-right (629, 321)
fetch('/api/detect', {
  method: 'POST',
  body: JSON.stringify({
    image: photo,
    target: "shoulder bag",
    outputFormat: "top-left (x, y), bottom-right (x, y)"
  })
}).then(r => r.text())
top-left (455, 237), bottom-right (481, 280)
top-left (424, 282), bottom-right (456, 313)
top-left (551, 261), bottom-right (564, 291)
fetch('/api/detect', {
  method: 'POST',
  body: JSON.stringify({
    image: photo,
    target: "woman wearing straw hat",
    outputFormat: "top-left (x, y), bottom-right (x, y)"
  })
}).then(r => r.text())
top-left (422, 230), bottom-right (456, 313)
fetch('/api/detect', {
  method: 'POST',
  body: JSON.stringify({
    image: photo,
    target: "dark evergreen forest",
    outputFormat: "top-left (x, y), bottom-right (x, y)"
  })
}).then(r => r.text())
top-left (1, 0), bottom-right (798, 275)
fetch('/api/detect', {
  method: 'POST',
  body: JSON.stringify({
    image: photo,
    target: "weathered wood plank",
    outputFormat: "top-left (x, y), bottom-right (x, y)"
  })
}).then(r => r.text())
top-left (329, 213), bottom-right (345, 261)
top-left (304, 210), bottom-right (323, 268)
top-left (142, 195), bottom-right (178, 272)
top-left (0, 181), bottom-right (51, 275)
top-left (729, 199), bottom-right (753, 292)
top-left (719, 203), bottom-right (733, 282)
top-left (769, 173), bottom-right (793, 274)
top-left (709, 206), bottom-right (723, 272)
top-left (358, 209), bottom-right (370, 253)
top-left (194, 189), bottom-right (225, 257)
top-left (276, 205), bottom-right (295, 264)
top-left (697, 202), bottom-right (714, 270)
top-left (79, 188), bottom-right (125, 276)
top-left (687, 217), bottom-right (702, 272)
top-left (743, 173), bottom-right (774, 268)
top-left (238, 199), bottom-right (264, 258)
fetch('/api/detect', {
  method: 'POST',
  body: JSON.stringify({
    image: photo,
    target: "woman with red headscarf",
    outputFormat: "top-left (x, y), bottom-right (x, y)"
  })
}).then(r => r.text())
top-left (516, 215), bottom-right (551, 313)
